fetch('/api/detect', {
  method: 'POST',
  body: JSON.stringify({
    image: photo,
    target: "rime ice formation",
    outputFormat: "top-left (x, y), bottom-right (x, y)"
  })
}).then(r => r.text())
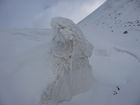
top-left (39, 17), bottom-right (94, 105)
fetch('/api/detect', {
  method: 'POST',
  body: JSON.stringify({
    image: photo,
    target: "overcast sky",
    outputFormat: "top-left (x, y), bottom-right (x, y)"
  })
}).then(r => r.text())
top-left (0, 0), bottom-right (106, 29)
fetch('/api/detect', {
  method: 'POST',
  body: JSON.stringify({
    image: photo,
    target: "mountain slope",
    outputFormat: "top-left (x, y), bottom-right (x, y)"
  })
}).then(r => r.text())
top-left (0, 0), bottom-right (140, 105)
top-left (78, 0), bottom-right (140, 83)
top-left (66, 0), bottom-right (140, 105)
top-left (79, 0), bottom-right (140, 49)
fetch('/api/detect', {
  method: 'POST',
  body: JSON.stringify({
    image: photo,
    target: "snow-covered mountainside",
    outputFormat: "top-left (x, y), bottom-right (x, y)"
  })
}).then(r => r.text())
top-left (78, 0), bottom-right (140, 84)
top-left (80, 0), bottom-right (140, 48)
top-left (0, 0), bottom-right (140, 105)
top-left (79, 0), bottom-right (140, 80)
top-left (71, 0), bottom-right (140, 105)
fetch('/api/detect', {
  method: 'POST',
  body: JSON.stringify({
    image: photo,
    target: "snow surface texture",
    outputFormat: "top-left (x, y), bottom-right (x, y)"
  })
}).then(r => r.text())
top-left (38, 17), bottom-right (94, 105)
top-left (79, 0), bottom-right (140, 84)
top-left (77, 0), bottom-right (140, 105)
top-left (0, 0), bottom-right (140, 105)
top-left (0, 29), bottom-right (54, 105)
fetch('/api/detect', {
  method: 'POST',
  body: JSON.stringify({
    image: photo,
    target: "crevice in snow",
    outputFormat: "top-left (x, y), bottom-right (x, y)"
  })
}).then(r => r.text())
top-left (114, 47), bottom-right (140, 63)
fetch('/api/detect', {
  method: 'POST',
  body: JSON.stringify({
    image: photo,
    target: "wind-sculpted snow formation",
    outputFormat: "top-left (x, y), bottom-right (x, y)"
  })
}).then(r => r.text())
top-left (39, 17), bottom-right (94, 105)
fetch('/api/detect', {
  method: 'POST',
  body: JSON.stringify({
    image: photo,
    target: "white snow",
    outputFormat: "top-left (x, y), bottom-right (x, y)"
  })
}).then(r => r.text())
top-left (0, 0), bottom-right (140, 105)
top-left (0, 29), bottom-right (54, 105)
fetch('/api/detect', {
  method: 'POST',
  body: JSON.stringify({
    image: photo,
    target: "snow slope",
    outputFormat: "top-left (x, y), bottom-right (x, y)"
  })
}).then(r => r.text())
top-left (0, 0), bottom-right (140, 105)
top-left (0, 29), bottom-right (55, 105)
top-left (79, 0), bottom-right (140, 84)
top-left (70, 0), bottom-right (140, 105)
